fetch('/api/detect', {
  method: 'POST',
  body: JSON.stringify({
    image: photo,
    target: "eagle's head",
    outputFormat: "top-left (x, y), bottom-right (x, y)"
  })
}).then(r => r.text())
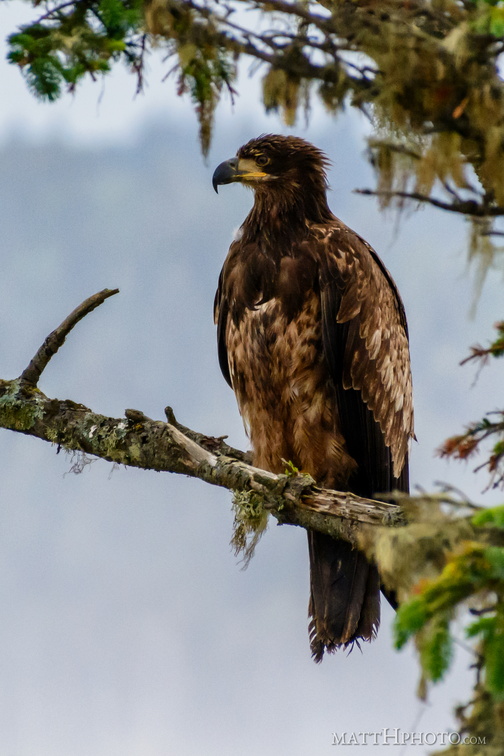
top-left (212, 134), bottom-right (330, 196)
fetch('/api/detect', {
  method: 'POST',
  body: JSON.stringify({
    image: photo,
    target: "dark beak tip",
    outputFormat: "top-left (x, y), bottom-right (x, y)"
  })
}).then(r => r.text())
top-left (212, 158), bottom-right (238, 193)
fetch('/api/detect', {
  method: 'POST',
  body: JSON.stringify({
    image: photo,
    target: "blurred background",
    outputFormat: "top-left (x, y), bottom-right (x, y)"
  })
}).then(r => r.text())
top-left (1, 4), bottom-right (503, 755)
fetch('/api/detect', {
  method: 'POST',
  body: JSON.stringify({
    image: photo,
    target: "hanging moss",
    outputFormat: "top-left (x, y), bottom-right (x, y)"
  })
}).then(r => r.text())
top-left (230, 489), bottom-right (269, 567)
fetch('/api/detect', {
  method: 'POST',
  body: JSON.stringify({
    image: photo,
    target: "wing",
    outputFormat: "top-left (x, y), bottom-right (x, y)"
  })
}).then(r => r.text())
top-left (214, 237), bottom-right (280, 391)
top-left (214, 265), bottom-right (232, 388)
top-left (318, 223), bottom-right (414, 498)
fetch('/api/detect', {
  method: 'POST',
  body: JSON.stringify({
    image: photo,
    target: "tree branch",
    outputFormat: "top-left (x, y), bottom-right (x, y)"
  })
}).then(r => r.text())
top-left (19, 288), bottom-right (119, 387)
top-left (354, 189), bottom-right (504, 218)
top-left (0, 290), bottom-right (406, 549)
top-left (0, 375), bottom-right (405, 544)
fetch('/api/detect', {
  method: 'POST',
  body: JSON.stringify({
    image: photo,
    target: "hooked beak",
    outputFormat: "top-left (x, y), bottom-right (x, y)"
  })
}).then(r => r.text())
top-left (212, 157), bottom-right (239, 193)
top-left (212, 157), bottom-right (268, 193)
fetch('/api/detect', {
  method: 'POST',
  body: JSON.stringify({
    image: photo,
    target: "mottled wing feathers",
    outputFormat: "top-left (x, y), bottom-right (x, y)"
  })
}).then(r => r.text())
top-left (215, 221), bottom-right (414, 496)
top-left (215, 268), bottom-right (232, 387)
top-left (318, 223), bottom-right (413, 492)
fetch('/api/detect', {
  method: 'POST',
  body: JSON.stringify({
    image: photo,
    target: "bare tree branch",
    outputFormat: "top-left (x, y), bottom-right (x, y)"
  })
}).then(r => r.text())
top-left (0, 374), bottom-right (406, 544)
top-left (19, 288), bottom-right (119, 387)
top-left (354, 189), bottom-right (504, 218)
top-left (0, 290), bottom-right (407, 549)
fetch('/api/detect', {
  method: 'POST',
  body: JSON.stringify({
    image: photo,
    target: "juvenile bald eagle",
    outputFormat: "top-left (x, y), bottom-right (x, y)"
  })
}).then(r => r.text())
top-left (212, 134), bottom-right (413, 661)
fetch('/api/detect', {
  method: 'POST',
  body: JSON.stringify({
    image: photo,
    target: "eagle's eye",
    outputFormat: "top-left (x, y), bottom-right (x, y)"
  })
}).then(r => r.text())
top-left (256, 154), bottom-right (270, 167)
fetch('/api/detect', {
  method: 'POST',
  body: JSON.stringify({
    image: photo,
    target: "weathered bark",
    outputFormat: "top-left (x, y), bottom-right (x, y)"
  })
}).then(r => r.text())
top-left (0, 289), bottom-right (405, 549)
top-left (0, 376), bottom-right (406, 544)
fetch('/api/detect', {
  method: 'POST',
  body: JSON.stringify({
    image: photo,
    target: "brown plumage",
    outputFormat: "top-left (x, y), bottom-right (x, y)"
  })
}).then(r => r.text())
top-left (212, 134), bottom-right (414, 661)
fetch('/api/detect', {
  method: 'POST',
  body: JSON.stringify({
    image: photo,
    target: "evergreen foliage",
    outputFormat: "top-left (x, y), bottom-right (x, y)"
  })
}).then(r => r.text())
top-left (393, 506), bottom-right (504, 751)
top-left (7, 1), bottom-right (144, 99)
top-left (3, 0), bottom-right (504, 238)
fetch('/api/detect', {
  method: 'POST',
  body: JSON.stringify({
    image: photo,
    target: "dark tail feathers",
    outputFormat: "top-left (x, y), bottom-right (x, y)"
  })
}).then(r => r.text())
top-left (308, 531), bottom-right (380, 662)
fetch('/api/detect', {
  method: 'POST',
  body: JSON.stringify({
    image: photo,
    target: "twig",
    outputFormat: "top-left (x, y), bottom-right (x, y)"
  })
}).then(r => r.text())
top-left (354, 189), bottom-right (504, 218)
top-left (164, 405), bottom-right (251, 462)
top-left (19, 288), bottom-right (119, 387)
top-left (35, 0), bottom-right (76, 24)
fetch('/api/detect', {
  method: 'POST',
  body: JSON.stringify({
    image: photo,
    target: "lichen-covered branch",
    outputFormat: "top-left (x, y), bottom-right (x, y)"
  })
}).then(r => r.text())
top-left (0, 290), bottom-right (409, 547)
top-left (0, 374), bottom-right (405, 546)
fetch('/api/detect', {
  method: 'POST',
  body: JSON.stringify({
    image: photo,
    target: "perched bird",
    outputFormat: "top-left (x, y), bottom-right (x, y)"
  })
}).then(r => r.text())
top-left (212, 134), bottom-right (414, 661)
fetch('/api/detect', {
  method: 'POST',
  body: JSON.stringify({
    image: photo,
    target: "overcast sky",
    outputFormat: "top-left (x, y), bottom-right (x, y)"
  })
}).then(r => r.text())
top-left (1, 5), bottom-right (504, 756)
